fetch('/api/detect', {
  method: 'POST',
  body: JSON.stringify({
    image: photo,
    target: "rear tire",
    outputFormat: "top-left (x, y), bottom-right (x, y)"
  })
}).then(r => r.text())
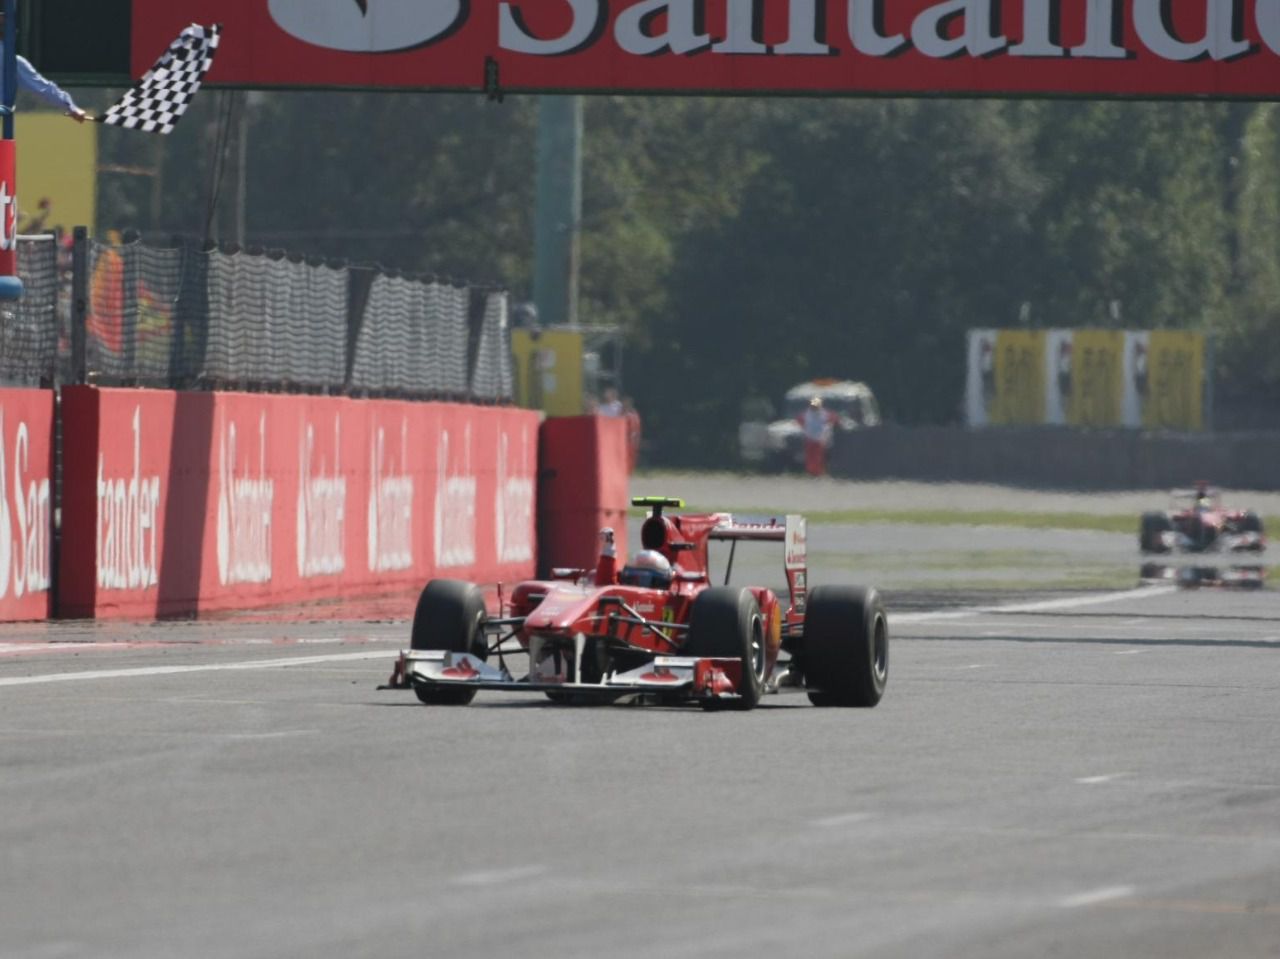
top-left (803, 585), bottom-right (887, 708)
top-left (1139, 512), bottom-right (1172, 554)
top-left (410, 579), bottom-right (487, 706)
top-left (685, 587), bottom-right (766, 710)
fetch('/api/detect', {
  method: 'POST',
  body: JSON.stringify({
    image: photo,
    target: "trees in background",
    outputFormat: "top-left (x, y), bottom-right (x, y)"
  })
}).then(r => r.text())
top-left (91, 91), bottom-right (1280, 465)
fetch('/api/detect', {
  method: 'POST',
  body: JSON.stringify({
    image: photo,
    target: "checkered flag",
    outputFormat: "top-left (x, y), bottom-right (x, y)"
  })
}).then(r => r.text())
top-left (99, 24), bottom-right (221, 135)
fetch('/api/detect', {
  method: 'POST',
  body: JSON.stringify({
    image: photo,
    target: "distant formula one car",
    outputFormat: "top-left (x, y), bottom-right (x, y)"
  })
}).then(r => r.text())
top-left (384, 496), bottom-right (888, 710)
top-left (1139, 483), bottom-right (1265, 555)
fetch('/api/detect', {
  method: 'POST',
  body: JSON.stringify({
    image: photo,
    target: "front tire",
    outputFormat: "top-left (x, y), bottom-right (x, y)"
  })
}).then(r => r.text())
top-left (685, 587), bottom-right (766, 710)
top-left (803, 585), bottom-right (887, 707)
top-left (1139, 512), bottom-right (1172, 554)
top-left (1239, 512), bottom-right (1265, 550)
top-left (410, 579), bottom-right (487, 705)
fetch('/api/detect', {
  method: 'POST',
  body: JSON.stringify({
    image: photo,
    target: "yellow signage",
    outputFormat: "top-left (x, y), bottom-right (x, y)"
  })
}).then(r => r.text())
top-left (990, 329), bottom-right (1045, 425)
top-left (511, 328), bottom-right (585, 416)
top-left (1069, 329), bottom-right (1124, 428)
top-left (15, 113), bottom-right (97, 234)
top-left (1143, 331), bottom-right (1204, 431)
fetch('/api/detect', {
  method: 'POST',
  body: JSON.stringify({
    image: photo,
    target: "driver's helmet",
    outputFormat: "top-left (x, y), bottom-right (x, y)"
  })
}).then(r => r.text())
top-left (618, 549), bottom-right (674, 589)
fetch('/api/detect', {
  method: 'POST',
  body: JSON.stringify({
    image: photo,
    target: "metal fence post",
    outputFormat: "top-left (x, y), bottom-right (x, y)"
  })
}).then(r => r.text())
top-left (70, 226), bottom-right (88, 385)
top-left (345, 265), bottom-right (375, 393)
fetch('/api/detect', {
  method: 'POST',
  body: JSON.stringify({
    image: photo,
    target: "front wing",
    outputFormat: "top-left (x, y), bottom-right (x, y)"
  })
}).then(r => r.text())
top-left (1140, 562), bottom-right (1266, 589)
top-left (1152, 530), bottom-right (1265, 554)
top-left (390, 649), bottom-right (756, 703)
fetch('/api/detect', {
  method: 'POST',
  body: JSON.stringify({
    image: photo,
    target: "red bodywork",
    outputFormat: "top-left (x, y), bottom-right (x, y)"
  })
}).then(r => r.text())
top-left (507, 510), bottom-right (793, 681)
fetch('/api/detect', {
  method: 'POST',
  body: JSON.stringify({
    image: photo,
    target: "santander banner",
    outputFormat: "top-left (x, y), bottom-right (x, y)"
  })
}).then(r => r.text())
top-left (59, 387), bottom-right (537, 619)
top-left (132, 1), bottom-right (1280, 97)
top-left (0, 389), bottom-right (54, 622)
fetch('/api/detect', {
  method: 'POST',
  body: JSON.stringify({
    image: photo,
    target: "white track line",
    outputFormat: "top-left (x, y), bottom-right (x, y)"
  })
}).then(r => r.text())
top-left (812, 812), bottom-right (874, 828)
top-left (1, 586), bottom-right (1178, 689)
top-left (894, 585), bottom-right (1176, 625)
top-left (1059, 885), bottom-right (1134, 909)
top-left (453, 865), bottom-right (548, 886)
top-left (0, 650), bottom-right (393, 687)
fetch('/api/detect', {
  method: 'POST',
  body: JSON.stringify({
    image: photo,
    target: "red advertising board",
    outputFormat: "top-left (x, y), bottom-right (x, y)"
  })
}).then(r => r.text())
top-left (0, 389), bottom-right (54, 622)
top-left (60, 388), bottom-right (538, 619)
top-left (133, 1), bottom-right (1280, 98)
top-left (538, 416), bottom-right (631, 576)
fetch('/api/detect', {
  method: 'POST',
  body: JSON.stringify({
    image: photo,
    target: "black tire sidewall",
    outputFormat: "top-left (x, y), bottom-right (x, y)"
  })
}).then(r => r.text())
top-left (409, 579), bottom-right (486, 705)
top-left (804, 585), bottom-right (887, 707)
top-left (687, 586), bottom-right (765, 709)
top-left (411, 579), bottom-right (487, 658)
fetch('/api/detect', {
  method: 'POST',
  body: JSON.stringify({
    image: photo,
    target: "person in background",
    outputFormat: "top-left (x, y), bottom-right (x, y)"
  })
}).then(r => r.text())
top-left (0, 13), bottom-right (90, 122)
top-left (801, 396), bottom-right (834, 476)
top-left (596, 386), bottom-right (624, 417)
top-left (622, 396), bottom-right (641, 473)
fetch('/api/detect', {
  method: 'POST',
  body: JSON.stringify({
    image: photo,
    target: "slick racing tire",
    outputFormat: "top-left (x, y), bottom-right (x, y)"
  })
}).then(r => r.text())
top-left (1240, 512), bottom-right (1265, 550)
top-left (685, 587), bottom-right (766, 710)
top-left (1139, 512), bottom-right (1172, 554)
top-left (803, 585), bottom-right (887, 708)
top-left (410, 579), bottom-right (488, 706)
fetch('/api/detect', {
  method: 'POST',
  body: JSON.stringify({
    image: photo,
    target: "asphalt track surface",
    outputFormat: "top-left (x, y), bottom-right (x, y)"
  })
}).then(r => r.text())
top-left (4, 477), bottom-right (1280, 958)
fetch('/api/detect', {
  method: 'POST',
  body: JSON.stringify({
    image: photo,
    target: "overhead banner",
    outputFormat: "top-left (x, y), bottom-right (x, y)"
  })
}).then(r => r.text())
top-left (966, 328), bottom-right (1204, 430)
top-left (132, 1), bottom-right (1280, 97)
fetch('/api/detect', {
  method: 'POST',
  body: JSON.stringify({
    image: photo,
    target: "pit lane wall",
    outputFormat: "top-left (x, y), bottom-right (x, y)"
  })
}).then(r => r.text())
top-left (58, 387), bottom-right (539, 619)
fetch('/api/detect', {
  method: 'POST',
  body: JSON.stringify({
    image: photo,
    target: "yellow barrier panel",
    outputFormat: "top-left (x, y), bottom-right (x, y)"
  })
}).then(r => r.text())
top-left (16, 113), bottom-right (97, 234)
top-left (1144, 331), bottom-right (1204, 431)
top-left (991, 330), bottom-right (1045, 425)
top-left (511, 329), bottom-right (585, 416)
top-left (1069, 329), bottom-right (1124, 428)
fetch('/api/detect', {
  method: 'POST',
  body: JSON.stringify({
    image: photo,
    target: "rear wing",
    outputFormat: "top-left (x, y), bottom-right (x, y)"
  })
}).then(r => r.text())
top-left (1170, 487), bottom-right (1222, 509)
top-left (710, 514), bottom-right (808, 612)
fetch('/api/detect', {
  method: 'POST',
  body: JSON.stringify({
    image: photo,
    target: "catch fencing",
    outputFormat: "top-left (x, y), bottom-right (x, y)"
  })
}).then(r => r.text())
top-left (0, 230), bottom-right (513, 401)
top-left (0, 235), bottom-right (61, 386)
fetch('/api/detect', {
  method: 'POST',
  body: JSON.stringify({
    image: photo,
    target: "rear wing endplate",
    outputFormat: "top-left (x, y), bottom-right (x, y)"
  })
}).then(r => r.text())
top-left (710, 514), bottom-right (807, 610)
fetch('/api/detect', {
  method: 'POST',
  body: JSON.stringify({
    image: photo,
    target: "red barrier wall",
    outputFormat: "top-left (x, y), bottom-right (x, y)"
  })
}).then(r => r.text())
top-left (0, 388), bottom-right (54, 621)
top-left (59, 387), bottom-right (538, 618)
top-left (538, 415), bottom-right (631, 576)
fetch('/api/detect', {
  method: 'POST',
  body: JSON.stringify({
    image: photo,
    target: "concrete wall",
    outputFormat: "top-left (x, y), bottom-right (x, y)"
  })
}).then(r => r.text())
top-left (829, 426), bottom-right (1280, 490)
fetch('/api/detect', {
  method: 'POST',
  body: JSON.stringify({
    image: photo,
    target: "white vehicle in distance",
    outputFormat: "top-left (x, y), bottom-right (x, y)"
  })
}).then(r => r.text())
top-left (739, 379), bottom-right (880, 472)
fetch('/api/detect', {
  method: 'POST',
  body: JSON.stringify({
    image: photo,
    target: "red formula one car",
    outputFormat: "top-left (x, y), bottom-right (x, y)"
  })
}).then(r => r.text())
top-left (1139, 482), bottom-right (1266, 555)
top-left (384, 496), bottom-right (887, 709)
